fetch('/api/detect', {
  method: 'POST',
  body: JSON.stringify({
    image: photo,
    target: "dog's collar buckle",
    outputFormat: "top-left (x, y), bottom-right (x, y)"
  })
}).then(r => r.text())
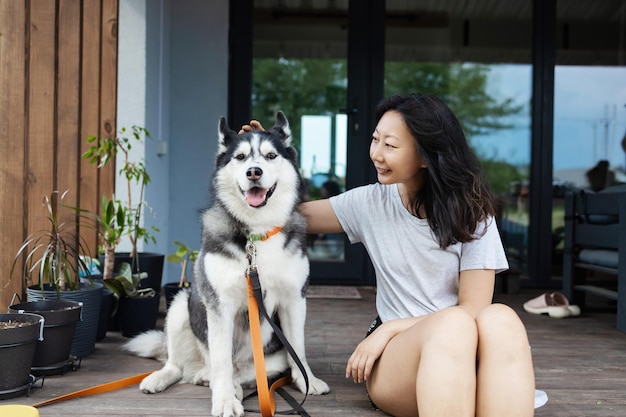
top-left (246, 241), bottom-right (258, 269)
top-left (246, 226), bottom-right (282, 242)
top-left (245, 226), bottom-right (282, 271)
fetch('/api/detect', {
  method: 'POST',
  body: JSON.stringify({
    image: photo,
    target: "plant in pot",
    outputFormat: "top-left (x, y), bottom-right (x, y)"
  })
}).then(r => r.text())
top-left (79, 126), bottom-right (163, 334)
top-left (9, 190), bottom-right (97, 365)
top-left (81, 126), bottom-right (163, 292)
top-left (73, 195), bottom-right (128, 336)
top-left (9, 298), bottom-right (82, 376)
top-left (0, 313), bottom-right (44, 399)
top-left (104, 262), bottom-right (159, 338)
top-left (163, 241), bottom-right (198, 309)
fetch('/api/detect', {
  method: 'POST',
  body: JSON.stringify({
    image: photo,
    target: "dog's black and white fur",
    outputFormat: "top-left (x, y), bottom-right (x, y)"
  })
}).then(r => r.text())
top-left (124, 112), bottom-right (329, 417)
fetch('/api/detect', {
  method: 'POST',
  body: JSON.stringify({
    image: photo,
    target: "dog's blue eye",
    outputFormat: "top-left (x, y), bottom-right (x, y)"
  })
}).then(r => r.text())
top-left (234, 153), bottom-right (245, 161)
top-left (266, 152), bottom-right (277, 160)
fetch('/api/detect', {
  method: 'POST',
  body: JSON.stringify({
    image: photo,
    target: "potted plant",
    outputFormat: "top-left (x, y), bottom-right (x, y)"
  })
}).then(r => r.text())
top-left (163, 241), bottom-right (198, 309)
top-left (104, 262), bottom-right (159, 338)
top-left (9, 298), bottom-right (82, 376)
top-left (10, 191), bottom-right (103, 359)
top-left (81, 126), bottom-right (163, 292)
top-left (0, 313), bottom-right (44, 399)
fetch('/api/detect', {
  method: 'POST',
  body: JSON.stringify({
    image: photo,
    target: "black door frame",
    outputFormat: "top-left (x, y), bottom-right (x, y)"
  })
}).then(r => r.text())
top-left (529, 0), bottom-right (558, 289)
top-left (227, 0), bottom-right (385, 286)
top-left (228, 0), bottom-right (561, 289)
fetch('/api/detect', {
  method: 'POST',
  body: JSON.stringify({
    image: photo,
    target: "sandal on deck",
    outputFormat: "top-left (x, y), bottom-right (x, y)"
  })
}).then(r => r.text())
top-left (523, 292), bottom-right (580, 318)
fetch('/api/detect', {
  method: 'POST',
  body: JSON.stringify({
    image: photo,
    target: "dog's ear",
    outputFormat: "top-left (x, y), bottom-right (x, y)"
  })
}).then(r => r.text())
top-left (269, 111), bottom-right (292, 146)
top-left (218, 116), bottom-right (237, 154)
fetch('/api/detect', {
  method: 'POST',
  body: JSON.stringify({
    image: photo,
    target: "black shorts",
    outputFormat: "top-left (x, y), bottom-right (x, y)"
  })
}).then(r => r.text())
top-left (367, 316), bottom-right (383, 337)
top-left (365, 316), bottom-right (382, 410)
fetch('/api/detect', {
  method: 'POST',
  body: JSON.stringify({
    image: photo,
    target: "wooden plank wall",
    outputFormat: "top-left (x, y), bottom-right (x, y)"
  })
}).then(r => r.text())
top-left (0, 0), bottom-right (119, 311)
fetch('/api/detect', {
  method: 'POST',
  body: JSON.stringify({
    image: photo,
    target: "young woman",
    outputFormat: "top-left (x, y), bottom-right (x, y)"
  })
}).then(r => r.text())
top-left (242, 93), bottom-right (536, 417)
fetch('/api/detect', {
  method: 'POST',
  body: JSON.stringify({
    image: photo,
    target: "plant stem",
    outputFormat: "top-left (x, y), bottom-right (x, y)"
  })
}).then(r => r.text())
top-left (179, 258), bottom-right (188, 287)
top-left (103, 244), bottom-right (115, 282)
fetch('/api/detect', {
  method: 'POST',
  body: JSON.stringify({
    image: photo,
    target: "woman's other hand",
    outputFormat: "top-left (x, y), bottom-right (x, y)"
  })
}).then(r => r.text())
top-left (346, 325), bottom-right (392, 384)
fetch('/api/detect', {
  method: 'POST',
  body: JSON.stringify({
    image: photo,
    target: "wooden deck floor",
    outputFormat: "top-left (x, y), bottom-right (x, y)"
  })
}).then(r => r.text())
top-left (5, 286), bottom-right (626, 417)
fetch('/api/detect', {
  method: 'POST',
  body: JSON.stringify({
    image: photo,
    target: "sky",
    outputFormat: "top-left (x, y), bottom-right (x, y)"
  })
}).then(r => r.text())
top-left (301, 114), bottom-right (347, 180)
top-left (299, 64), bottom-right (626, 188)
top-left (472, 64), bottom-right (626, 186)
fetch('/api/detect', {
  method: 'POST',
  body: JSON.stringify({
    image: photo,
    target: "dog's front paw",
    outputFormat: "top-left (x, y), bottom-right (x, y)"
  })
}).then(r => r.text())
top-left (292, 372), bottom-right (330, 395)
top-left (140, 369), bottom-right (180, 394)
top-left (211, 397), bottom-right (244, 417)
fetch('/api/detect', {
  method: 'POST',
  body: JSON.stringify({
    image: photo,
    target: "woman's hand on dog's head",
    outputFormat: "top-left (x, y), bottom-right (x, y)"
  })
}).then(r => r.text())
top-left (239, 120), bottom-right (265, 134)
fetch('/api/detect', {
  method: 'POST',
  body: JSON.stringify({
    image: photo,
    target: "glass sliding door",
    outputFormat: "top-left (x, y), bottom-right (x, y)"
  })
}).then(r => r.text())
top-left (251, 57), bottom-right (348, 263)
top-left (552, 0), bottom-right (626, 281)
top-left (252, 15), bottom-right (349, 266)
top-left (232, 1), bottom-right (624, 287)
top-left (250, 1), bottom-right (377, 285)
top-left (384, 0), bottom-right (534, 280)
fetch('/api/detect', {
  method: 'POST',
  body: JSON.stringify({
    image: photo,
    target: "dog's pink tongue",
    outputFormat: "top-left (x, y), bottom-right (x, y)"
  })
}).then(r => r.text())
top-left (245, 187), bottom-right (267, 207)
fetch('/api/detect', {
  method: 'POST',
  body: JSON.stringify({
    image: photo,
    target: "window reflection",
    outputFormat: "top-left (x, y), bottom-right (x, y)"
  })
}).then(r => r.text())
top-left (385, 0), bottom-right (533, 276)
top-left (552, 0), bottom-right (626, 279)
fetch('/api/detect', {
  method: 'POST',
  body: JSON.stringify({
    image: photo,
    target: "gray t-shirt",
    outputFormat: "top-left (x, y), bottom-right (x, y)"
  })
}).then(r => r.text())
top-left (330, 183), bottom-right (509, 322)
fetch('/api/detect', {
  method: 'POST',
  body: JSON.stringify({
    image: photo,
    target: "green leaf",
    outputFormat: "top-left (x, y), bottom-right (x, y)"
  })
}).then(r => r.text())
top-left (166, 254), bottom-right (183, 263)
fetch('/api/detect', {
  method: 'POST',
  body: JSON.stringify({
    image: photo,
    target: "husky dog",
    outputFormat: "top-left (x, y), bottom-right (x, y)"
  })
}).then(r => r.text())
top-left (124, 112), bottom-right (330, 417)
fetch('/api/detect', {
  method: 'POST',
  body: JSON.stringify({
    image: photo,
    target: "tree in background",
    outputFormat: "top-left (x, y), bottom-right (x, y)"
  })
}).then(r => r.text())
top-left (384, 62), bottom-right (523, 136)
top-left (385, 62), bottom-right (527, 194)
top-left (252, 58), bottom-right (346, 149)
top-left (252, 59), bottom-right (526, 194)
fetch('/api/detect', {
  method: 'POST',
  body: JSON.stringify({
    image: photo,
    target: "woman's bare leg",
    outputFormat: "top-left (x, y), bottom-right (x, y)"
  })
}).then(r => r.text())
top-left (367, 307), bottom-right (478, 417)
top-left (475, 303), bottom-right (535, 417)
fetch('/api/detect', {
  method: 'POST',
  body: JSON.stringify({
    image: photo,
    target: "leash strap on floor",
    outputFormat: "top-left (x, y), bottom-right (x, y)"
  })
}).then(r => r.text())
top-left (247, 268), bottom-right (310, 416)
top-left (242, 374), bottom-right (311, 417)
top-left (31, 371), bottom-right (153, 408)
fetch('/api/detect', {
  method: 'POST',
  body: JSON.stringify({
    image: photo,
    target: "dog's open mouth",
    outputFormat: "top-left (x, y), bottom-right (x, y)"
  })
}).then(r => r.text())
top-left (243, 183), bottom-right (276, 208)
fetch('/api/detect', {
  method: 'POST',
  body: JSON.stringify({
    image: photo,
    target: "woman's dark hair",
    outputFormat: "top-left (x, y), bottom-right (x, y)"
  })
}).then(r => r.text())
top-left (375, 93), bottom-right (496, 248)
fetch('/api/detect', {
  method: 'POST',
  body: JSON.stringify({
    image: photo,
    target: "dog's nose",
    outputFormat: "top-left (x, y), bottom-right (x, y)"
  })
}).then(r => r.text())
top-left (246, 167), bottom-right (263, 181)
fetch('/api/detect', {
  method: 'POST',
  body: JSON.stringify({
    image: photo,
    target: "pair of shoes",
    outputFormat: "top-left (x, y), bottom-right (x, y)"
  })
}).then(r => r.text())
top-left (523, 292), bottom-right (581, 318)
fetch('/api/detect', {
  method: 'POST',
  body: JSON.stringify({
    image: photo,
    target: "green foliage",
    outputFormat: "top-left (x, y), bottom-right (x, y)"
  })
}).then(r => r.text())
top-left (75, 195), bottom-right (127, 251)
top-left (480, 159), bottom-right (525, 195)
top-left (251, 58), bottom-right (527, 194)
top-left (252, 58), bottom-right (347, 149)
top-left (81, 126), bottom-right (160, 281)
top-left (104, 262), bottom-right (154, 299)
top-left (166, 241), bottom-right (198, 287)
top-left (384, 62), bottom-right (523, 136)
top-left (11, 191), bottom-right (91, 297)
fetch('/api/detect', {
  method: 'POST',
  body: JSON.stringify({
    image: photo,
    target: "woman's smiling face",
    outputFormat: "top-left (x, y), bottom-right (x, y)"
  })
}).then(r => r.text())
top-left (370, 110), bottom-right (427, 191)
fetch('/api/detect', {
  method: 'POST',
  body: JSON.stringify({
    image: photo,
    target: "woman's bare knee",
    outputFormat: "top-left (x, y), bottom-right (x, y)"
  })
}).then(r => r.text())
top-left (475, 303), bottom-right (532, 365)
top-left (424, 307), bottom-right (478, 347)
top-left (475, 304), bottom-right (535, 416)
top-left (476, 304), bottom-right (529, 344)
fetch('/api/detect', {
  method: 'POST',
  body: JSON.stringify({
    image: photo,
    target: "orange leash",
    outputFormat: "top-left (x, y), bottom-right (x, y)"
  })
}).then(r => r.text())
top-left (31, 371), bottom-right (153, 408)
top-left (247, 273), bottom-right (292, 416)
top-left (244, 228), bottom-right (310, 416)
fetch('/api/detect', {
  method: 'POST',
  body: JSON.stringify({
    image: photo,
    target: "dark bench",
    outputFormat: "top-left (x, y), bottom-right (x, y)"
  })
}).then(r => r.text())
top-left (562, 187), bottom-right (626, 332)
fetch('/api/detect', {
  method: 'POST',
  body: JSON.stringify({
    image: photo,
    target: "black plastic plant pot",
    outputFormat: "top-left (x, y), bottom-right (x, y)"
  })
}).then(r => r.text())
top-left (104, 252), bottom-right (165, 294)
top-left (9, 300), bottom-right (82, 375)
top-left (0, 313), bottom-right (44, 397)
top-left (26, 282), bottom-right (103, 358)
top-left (117, 294), bottom-right (160, 338)
top-left (97, 287), bottom-right (115, 341)
top-left (163, 282), bottom-right (190, 309)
